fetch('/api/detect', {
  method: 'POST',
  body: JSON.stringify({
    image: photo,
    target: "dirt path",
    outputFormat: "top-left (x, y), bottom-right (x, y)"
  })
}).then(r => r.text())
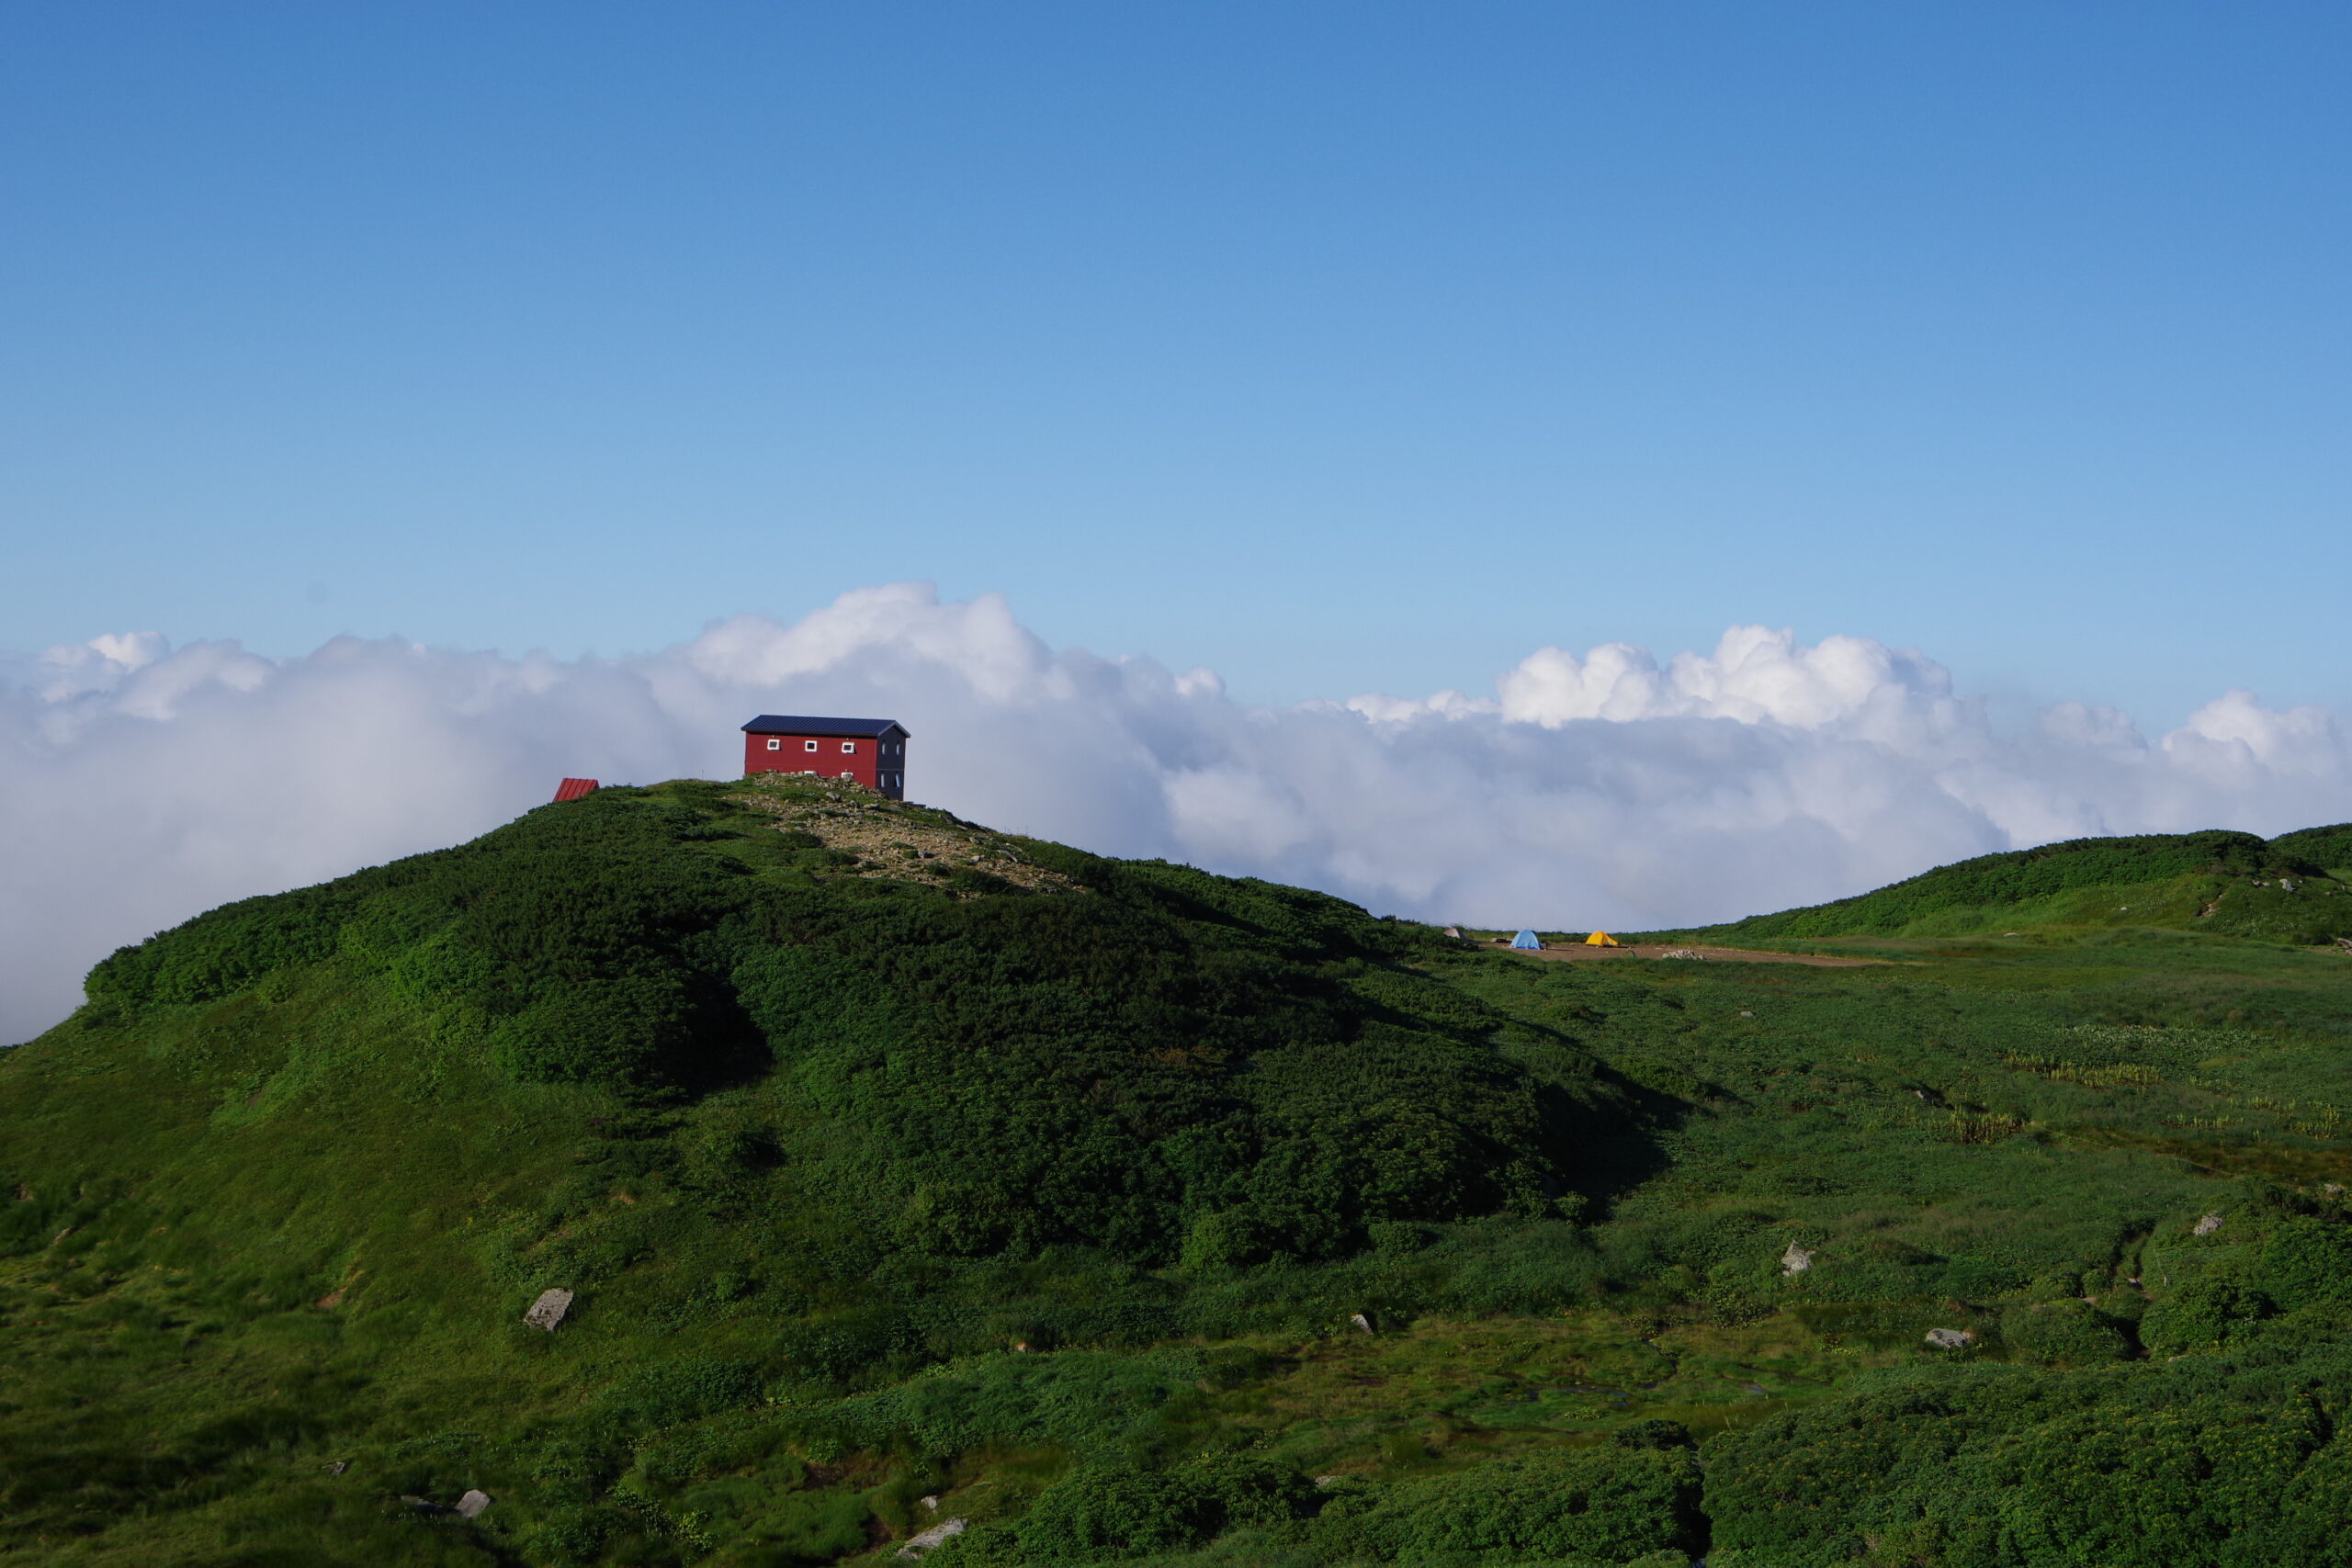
top-left (727, 775), bottom-right (1079, 895)
top-left (1504, 942), bottom-right (1881, 968)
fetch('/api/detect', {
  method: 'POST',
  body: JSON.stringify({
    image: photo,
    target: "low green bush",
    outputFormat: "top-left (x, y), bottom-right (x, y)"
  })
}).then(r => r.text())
top-left (2000, 1300), bottom-right (2135, 1365)
top-left (2140, 1276), bottom-right (2278, 1354)
top-left (1709, 1348), bottom-right (2352, 1568)
top-left (1310, 1445), bottom-right (1703, 1564)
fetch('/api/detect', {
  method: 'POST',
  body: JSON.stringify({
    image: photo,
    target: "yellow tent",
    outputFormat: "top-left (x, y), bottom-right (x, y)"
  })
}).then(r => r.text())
top-left (1584, 931), bottom-right (1620, 947)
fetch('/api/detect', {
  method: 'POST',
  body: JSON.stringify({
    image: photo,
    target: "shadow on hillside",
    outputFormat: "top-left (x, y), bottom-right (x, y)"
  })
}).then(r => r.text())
top-left (1560, 1069), bottom-right (1688, 1222)
top-left (659, 983), bottom-right (775, 1102)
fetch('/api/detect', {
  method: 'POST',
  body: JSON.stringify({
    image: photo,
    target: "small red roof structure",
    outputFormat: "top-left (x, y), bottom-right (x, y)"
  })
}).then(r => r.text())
top-left (552, 777), bottom-right (599, 803)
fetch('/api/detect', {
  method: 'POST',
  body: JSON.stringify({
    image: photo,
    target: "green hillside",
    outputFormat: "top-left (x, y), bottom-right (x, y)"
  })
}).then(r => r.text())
top-left (2274, 821), bottom-right (2352, 875)
top-left (7, 784), bottom-right (2352, 1567)
top-left (1654, 825), bottom-right (2352, 944)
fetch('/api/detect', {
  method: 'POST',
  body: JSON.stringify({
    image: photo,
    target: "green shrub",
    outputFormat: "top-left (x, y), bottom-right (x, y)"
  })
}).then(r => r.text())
top-left (1009, 1454), bottom-right (1318, 1563)
top-left (2140, 1277), bottom-right (2277, 1355)
top-left (85, 883), bottom-right (367, 1007)
top-left (826, 1350), bottom-right (1206, 1457)
top-left (592, 1357), bottom-right (763, 1434)
top-left (1183, 1451), bottom-right (1321, 1527)
top-left (2268, 823), bottom-right (2352, 873)
top-left (1612, 1418), bottom-right (1694, 1450)
top-left (2250, 1217), bottom-right (2352, 1312)
top-left (1709, 1356), bottom-right (2352, 1568)
top-left (1367, 1220), bottom-right (1436, 1257)
top-left (1310, 1445), bottom-right (1703, 1563)
top-left (1182, 1211), bottom-right (1282, 1271)
top-left (2001, 1300), bottom-right (2134, 1365)
top-left (1016, 1464), bottom-right (1224, 1561)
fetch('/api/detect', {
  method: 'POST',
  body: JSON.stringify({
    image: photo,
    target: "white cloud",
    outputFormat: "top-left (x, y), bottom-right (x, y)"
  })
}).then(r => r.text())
top-left (2, 583), bottom-right (2346, 1041)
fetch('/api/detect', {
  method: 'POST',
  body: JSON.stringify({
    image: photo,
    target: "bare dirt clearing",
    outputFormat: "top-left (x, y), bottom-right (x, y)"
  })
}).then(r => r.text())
top-left (1505, 942), bottom-right (1882, 968)
top-left (727, 776), bottom-right (1080, 895)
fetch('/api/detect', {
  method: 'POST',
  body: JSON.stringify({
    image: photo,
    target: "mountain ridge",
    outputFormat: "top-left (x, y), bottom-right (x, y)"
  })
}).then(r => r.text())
top-left (1633, 822), bottom-right (2352, 946)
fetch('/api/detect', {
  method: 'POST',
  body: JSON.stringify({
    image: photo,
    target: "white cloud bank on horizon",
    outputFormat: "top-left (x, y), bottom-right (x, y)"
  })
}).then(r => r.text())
top-left (5, 582), bottom-right (2347, 1041)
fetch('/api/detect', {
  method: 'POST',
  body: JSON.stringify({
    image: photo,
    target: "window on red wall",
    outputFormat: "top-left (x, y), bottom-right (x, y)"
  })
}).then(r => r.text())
top-left (842, 741), bottom-right (857, 753)
top-left (766, 739), bottom-right (781, 750)
top-left (804, 739), bottom-right (819, 752)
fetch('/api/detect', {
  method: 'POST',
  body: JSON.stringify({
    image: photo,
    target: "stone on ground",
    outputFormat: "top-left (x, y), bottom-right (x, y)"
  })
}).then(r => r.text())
top-left (897, 1518), bottom-right (967, 1559)
top-left (523, 1288), bottom-right (574, 1331)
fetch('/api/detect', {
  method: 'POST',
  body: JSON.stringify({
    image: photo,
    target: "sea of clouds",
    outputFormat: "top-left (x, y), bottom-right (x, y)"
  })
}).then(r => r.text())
top-left (4, 581), bottom-right (2346, 1041)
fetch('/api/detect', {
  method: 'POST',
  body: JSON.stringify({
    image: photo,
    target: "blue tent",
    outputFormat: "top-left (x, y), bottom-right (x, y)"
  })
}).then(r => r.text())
top-left (1510, 929), bottom-right (1542, 950)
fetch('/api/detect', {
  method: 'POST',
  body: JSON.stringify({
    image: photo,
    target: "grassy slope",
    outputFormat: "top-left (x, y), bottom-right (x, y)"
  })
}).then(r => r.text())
top-left (6, 791), bottom-right (2352, 1565)
top-left (0, 776), bottom-right (1625, 1564)
top-left (1636, 825), bottom-right (2352, 945)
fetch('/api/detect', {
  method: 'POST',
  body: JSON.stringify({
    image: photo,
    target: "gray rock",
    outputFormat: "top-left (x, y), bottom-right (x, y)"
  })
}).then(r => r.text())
top-left (919, 1495), bottom-right (940, 1511)
top-left (2193, 1213), bottom-right (2224, 1236)
top-left (455, 1490), bottom-right (492, 1518)
top-left (897, 1518), bottom-right (967, 1559)
top-left (524, 1288), bottom-right (574, 1331)
top-left (1658, 948), bottom-right (1706, 960)
top-left (1924, 1327), bottom-right (1974, 1349)
top-left (1781, 1242), bottom-right (1815, 1275)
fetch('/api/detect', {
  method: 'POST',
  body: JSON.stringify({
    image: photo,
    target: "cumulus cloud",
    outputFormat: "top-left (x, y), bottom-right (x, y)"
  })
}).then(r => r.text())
top-left (3, 581), bottom-right (2346, 1040)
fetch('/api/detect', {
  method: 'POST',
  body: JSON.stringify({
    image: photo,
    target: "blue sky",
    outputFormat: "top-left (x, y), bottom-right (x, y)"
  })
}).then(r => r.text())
top-left (4, 1), bottom-right (2346, 727)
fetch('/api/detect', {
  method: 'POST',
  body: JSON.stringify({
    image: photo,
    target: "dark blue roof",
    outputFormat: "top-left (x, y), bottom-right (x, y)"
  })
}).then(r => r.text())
top-left (741, 715), bottom-right (910, 738)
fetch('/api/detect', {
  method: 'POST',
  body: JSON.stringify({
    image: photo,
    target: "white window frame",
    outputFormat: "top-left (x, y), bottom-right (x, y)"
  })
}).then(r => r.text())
top-left (842, 740), bottom-right (857, 753)
top-left (766, 738), bottom-right (781, 750)
top-left (804, 739), bottom-right (820, 752)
